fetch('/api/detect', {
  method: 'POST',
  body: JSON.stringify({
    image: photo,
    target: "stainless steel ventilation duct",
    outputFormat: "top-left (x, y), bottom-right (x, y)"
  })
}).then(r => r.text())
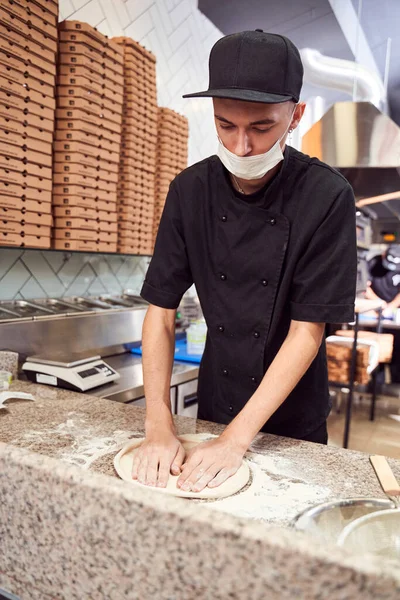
top-left (300, 49), bottom-right (400, 201)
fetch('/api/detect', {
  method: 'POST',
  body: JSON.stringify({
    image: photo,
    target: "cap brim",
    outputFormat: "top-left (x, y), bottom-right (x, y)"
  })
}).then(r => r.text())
top-left (182, 88), bottom-right (293, 103)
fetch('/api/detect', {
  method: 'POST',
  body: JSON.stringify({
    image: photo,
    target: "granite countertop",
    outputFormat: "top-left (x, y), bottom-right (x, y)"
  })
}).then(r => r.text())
top-left (2, 381), bottom-right (400, 600)
top-left (1, 380), bottom-right (399, 527)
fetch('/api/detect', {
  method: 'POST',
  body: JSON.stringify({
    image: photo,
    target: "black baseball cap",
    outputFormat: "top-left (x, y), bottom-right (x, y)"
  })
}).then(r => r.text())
top-left (183, 30), bottom-right (303, 104)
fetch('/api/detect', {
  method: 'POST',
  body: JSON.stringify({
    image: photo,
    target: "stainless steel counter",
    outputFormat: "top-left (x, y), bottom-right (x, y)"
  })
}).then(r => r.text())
top-left (90, 352), bottom-right (199, 403)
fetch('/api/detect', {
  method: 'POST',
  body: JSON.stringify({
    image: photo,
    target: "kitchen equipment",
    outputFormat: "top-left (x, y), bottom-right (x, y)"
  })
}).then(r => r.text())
top-left (99, 295), bottom-right (135, 308)
top-left (292, 498), bottom-right (394, 545)
top-left (31, 298), bottom-right (88, 315)
top-left (22, 352), bottom-right (120, 392)
top-left (337, 456), bottom-right (400, 558)
top-left (62, 297), bottom-right (114, 311)
top-left (0, 306), bottom-right (19, 321)
top-left (0, 300), bottom-right (56, 319)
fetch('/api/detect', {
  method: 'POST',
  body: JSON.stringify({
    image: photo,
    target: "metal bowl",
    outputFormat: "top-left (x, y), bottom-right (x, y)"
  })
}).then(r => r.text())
top-left (292, 498), bottom-right (394, 545)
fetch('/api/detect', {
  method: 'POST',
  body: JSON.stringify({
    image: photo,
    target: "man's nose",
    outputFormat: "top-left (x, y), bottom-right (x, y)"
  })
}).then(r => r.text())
top-left (234, 131), bottom-right (252, 156)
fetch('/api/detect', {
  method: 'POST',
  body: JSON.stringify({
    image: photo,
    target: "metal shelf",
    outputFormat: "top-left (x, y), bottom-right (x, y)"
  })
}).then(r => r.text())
top-left (0, 246), bottom-right (153, 258)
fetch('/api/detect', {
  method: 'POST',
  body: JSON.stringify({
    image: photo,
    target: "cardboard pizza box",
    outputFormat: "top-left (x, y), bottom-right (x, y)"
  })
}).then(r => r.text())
top-left (52, 140), bottom-right (120, 164)
top-left (0, 195), bottom-right (52, 213)
top-left (54, 128), bottom-right (121, 154)
top-left (0, 77), bottom-right (55, 110)
top-left (0, 101), bottom-right (54, 132)
top-left (56, 85), bottom-right (123, 115)
top-left (54, 216), bottom-right (100, 231)
top-left (52, 184), bottom-right (117, 202)
top-left (112, 37), bottom-right (156, 64)
top-left (55, 118), bottom-right (121, 145)
top-left (0, 7), bottom-right (57, 53)
top-left (0, 116), bottom-right (53, 145)
top-left (52, 238), bottom-right (98, 252)
top-left (1, 2), bottom-right (57, 39)
top-left (58, 43), bottom-right (123, 78)
top-left (0, 206), bottom-right (52, 226)
top-left (0, 153), bottom-right (52, 179)
top-left (55, 107), bottom-right (121, 135)
top-left (13, 0), bottom-right (57, 26)
top-left (53, 161), bottom-right (119, 184)
top-left (0, 179), bottom-right (51, 201)
top-left (53, 151), bottom-right (119, 174)
top-left (56, 95), bottom-right (122, 126)
top-left (0, 22), bottom-right (56, 71)
top-left (0, 168), bottom-right (52, 191)
top-left (53, 227), bottom-right (99, 242)
top-left (0, 230), bottom-right (50, 248)
top-left (26, 0), bottom-right (58, 18)
top-left (0, 129), bottom-right (52, 157)
top-left (57, 63), bottom-right (123, 93)
top-left (97, 241), bottom-right (117, 252)
top-left (0, 218), bottom-right (51, 236)
top-left (0, 55), bottom-right (55, 91)
top-left (53, 172), bottom-right (117, 193)
top-left (58, 31), bottom-right (123, 64)
top-left (59, 21), bottom-right (124, 60)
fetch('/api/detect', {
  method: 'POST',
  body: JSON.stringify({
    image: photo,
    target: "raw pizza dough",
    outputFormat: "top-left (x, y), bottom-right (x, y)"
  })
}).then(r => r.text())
top-left (114, 433), bottom-right (250, 499)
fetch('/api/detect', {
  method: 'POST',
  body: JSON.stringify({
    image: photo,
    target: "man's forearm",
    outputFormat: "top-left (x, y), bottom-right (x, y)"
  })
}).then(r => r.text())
top-left (221, 321), bottom-right (325, 450)
top-left (142, 306), bottom-right (176, 433)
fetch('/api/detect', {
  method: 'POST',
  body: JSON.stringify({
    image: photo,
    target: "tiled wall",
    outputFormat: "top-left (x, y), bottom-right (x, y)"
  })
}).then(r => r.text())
top-left (0, 0), bottom-right (223, 301)
top-left (0, 249), bottom-right (149, 301)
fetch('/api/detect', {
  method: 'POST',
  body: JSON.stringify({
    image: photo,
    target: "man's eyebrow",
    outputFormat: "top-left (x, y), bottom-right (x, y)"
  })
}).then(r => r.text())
top-left (214, 115), bottom-right (276, 126)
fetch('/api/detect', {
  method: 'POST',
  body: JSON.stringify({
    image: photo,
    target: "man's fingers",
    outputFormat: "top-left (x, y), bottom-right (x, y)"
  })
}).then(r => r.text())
top-left (145, 454), bottom-right (160, 487)
top-left (137, 455), bottom-right (149, 485)
top-left (157, 459), bottom-right (171, 488)
top-left (207, 467), bottom-right (237, 488)
top-left (190, 465), bottom-right (220, 492)
top-left (177, 454), bottom-right (202, 487)
top-left (131, 454), bottom-right (141, 479)
top-left (171, 445), bottom-right (185, 475)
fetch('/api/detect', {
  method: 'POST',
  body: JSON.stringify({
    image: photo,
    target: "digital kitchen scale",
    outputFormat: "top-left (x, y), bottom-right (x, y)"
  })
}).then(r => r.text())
top-left (22, 352), bottom-right (120, 392)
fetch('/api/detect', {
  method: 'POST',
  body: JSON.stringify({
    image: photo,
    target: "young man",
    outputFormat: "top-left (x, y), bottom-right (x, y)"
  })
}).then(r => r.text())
top-left (134, 31), bottom-right (357, 492)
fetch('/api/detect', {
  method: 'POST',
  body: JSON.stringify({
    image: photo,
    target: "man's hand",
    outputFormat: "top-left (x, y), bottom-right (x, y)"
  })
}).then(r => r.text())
top-left (177, 436), bottom-right (245, 492)
top-left (132, 429), bottom-right (186, 488)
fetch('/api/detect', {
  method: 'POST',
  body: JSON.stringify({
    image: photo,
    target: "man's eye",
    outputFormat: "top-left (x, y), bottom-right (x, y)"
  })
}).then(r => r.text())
top-left (220, 125), bottom-right (234, 130)
top-left (254, 128), bottom-right (271, 133)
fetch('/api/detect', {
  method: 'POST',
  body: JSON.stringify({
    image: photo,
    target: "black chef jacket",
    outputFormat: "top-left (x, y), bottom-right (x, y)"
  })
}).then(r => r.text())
top-left (368, 255), bottom-right (400, 303)
top-left (141, 146), bottom-right (357, 438)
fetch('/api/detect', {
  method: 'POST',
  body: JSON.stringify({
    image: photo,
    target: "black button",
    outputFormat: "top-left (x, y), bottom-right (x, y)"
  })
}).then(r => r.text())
top-left (221, 215), bottom-right (228, 222)
top-left (269, 218), bottom-right (276, 226)
top-left (251, 376), bottom-right (257, 384)
top-left (222, 368), bottom-right (229, 376)
top-left (229, 405), bottom-right (233, 412)
top-left (217, 325), bottom-right (225, 333)
top-left (253, 331), bottom-right (260, 339)
top-left (220, 273), bottom-right (227, 281)
top-left (261, 279), bottom-right (268, 286)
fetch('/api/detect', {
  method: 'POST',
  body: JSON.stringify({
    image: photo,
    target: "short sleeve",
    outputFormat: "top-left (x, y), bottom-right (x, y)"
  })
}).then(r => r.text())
top-left (290, 184), bottom-right (357, 324)
top-left (141, 182), bottom-right (193, 309)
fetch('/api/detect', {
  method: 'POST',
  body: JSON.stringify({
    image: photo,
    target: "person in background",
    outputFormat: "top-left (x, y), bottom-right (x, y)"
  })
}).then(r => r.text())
top-left (133, 30), bottom-right (357, 493)
top-left (366, 244), bottom-right (400, 382)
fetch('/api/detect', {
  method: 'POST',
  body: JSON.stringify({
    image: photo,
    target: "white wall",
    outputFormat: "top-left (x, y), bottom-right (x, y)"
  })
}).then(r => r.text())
top-left (59, 0), bottom-right (223, 166)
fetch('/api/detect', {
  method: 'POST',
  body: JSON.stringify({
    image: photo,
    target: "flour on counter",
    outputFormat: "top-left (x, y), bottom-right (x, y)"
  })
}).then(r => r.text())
top-left (202, 451), bottom-right (332, 525)
top-left (13, 412), bottom-right (140, 469)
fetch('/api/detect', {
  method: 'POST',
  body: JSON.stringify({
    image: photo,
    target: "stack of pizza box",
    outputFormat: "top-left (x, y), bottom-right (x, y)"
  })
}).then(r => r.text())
top-left (52, 21), bottom-right (124, 252)
top-left (0, 0), bottom-right (59, 249)
top-left (154, 108), bottom-right (188, 244)
top-left (112, 36), bottom-right (157, 256)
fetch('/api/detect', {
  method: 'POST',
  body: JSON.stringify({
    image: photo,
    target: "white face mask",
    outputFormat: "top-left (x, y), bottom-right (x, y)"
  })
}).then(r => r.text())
top-left (216, 106), bottom-right (296, 180)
